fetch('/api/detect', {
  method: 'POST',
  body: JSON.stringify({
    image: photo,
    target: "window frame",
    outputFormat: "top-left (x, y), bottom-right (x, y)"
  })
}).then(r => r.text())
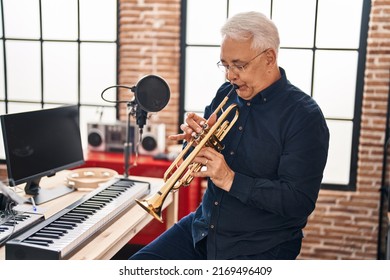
top-left (0, 0), bottom-right (120, 159)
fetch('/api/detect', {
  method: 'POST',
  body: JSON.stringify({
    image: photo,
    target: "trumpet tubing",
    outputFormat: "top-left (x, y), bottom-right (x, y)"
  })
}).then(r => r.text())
top-left (135, 85), bottom-right (239, 223)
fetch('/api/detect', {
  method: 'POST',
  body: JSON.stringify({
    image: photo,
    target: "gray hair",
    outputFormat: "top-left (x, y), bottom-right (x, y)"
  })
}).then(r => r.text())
top-left (220, 11), bottom-right (280, 53)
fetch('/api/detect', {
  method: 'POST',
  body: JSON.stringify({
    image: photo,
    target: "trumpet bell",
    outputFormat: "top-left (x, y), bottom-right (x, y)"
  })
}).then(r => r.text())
top-left (135, 198), bottom-right (163, 223)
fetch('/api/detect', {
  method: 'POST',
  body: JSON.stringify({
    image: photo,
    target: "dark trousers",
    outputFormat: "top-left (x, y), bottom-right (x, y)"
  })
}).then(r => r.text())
top-left (129, 213), bottom-right (302, 260)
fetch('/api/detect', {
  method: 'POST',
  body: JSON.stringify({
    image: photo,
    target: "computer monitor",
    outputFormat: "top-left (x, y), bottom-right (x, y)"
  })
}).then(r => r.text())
top-left (0, 105), bottom-right (85, 204)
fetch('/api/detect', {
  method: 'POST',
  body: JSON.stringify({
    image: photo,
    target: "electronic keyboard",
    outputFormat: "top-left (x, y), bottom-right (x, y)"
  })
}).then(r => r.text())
top-left (5, 177), bottom-right (150, 259)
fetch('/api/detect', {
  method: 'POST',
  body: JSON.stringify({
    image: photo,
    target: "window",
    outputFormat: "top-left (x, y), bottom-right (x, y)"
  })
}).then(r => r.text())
top-left (180, 0), bottom-right (371, 190)
top-left (0, 0), bottom-right (119, 158)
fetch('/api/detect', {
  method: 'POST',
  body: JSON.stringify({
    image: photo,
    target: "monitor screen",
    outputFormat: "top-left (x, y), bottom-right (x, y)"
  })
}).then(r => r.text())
top-left (0, 105), bottom-right (85, 204)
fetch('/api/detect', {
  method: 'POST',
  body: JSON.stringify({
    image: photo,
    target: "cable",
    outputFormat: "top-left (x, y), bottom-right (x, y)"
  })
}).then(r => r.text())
top-left (0, 200), bottom-right (16, 245)
top-left (100, 85), bottom-right (135, 104)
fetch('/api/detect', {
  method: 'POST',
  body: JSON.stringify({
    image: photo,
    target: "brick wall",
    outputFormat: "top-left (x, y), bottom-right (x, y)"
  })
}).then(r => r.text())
top-left (118, 0), bottom-right (390, 259)
top-left (118, 0), bottom-right (181, 147)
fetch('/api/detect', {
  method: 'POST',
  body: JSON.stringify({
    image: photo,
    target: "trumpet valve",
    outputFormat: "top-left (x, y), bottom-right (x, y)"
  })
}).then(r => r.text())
top-left (193, 123), bottom-right (209, 142)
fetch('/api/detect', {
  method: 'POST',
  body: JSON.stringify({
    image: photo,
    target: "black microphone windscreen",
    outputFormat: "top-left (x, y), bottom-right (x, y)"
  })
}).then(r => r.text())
top-left (135, 75), bottom-right (170, 112)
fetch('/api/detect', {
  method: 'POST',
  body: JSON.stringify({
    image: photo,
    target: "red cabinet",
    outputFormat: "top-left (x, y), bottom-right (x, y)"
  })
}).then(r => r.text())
top-left (81, 151), bottom-right (202, 244)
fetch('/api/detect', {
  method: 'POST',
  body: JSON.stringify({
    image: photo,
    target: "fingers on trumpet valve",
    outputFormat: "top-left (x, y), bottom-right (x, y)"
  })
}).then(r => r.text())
top-left (199, 120), bottom-right (208, 129)
top-left (191, 121), bottom-right (209, 143)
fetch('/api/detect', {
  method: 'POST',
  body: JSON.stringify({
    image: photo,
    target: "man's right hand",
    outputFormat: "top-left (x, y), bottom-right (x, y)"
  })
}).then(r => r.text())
top-left (168, 112), bottom-right (217, 143)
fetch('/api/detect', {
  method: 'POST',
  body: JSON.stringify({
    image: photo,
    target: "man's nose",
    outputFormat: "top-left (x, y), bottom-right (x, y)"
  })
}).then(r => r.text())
top-left (226, 69), bottom-right (238, 80)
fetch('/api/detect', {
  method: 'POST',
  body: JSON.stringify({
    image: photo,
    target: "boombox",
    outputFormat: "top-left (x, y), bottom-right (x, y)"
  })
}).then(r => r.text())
top-left (87, 121), bottom-right (132, 153)
top-left (87, 121), bottom-right (166, 156)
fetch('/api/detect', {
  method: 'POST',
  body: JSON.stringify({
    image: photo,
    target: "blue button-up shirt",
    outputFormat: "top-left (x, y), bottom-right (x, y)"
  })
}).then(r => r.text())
top-left (191, 68), bottom-right (330, 259)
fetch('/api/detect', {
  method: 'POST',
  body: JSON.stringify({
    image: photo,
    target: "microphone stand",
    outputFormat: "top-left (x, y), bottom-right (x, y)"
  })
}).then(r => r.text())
top-left (124, 101), bottom-right (136, 178)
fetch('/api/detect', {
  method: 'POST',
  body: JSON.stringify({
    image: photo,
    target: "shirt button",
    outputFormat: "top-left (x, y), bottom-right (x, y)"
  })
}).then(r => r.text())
top-left (264, 98), bottom-right (267, 102)
top-left (246, 102), bottom-right (251, 106)
top-left (230, 151), bottom-right (235, 155)
top-left (202, 233), bottom-right (205, 237)
top-left (214, 201), bottom-right (218, 206)
top-left (210, 225), bottom-right (215, 229)
top-left (238, 126), bottom-right (243, 131)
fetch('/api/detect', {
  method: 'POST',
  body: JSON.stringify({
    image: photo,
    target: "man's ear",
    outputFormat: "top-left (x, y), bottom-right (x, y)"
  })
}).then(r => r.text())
top-left (265, 49), bottom-right (277, 66)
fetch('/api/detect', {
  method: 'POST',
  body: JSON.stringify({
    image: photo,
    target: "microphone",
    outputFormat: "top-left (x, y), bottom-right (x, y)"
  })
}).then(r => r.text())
top-left (131, 75), bottom-right (170, 129)
top-left (100, 75), bottom-right (170, 178)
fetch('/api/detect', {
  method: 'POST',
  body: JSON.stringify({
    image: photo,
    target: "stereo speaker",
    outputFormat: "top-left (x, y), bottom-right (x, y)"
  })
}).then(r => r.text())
top-left (138, 124), bottom-right (166, 156)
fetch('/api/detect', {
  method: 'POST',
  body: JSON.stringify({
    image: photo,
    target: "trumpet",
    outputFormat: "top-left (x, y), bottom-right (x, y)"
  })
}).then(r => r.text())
top-left (135, 84), bottom-right (240, 222)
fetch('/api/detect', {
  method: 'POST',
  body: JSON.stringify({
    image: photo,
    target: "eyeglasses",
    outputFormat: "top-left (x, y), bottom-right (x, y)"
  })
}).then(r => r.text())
top-left (216, 48), bottom-right (269, 74)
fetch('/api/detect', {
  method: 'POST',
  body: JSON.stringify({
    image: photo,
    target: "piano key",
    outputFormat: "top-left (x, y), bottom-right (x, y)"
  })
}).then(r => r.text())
top-left (59, 217), bottom-right (84, 223)
top-left (65, 212), bottom-right (89, 218)
top-left (113, 180), bottom-right (134, 187)
top-left (78, 204), bottom-right (102, 210)
top-left (23, 239), bottom-right (51, 246)
top-left (107, 187), bottom-right (128, 191)
top-left (95, 193), bottom-right (119, 198)
top-left (52, 220), bottom-right (78, 227)
top-left (26, 237), bottom-right (54, 244)
top-left (81, 201), bottom-right (105, 206)
top-left (71, 209), bottom-right (95, 215)
top-left (34, 232), bottom-right (61, 239)
top-left (72, 207), bottom-right (97, 213)
top-left (88, 197), bottom-right (112, 203)
top-left (39, 229), bottom-right (65, 236)
top-left (49, 223), bottom-right (74, 230)
top-left (43, 227), bottom-right (68, 233)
